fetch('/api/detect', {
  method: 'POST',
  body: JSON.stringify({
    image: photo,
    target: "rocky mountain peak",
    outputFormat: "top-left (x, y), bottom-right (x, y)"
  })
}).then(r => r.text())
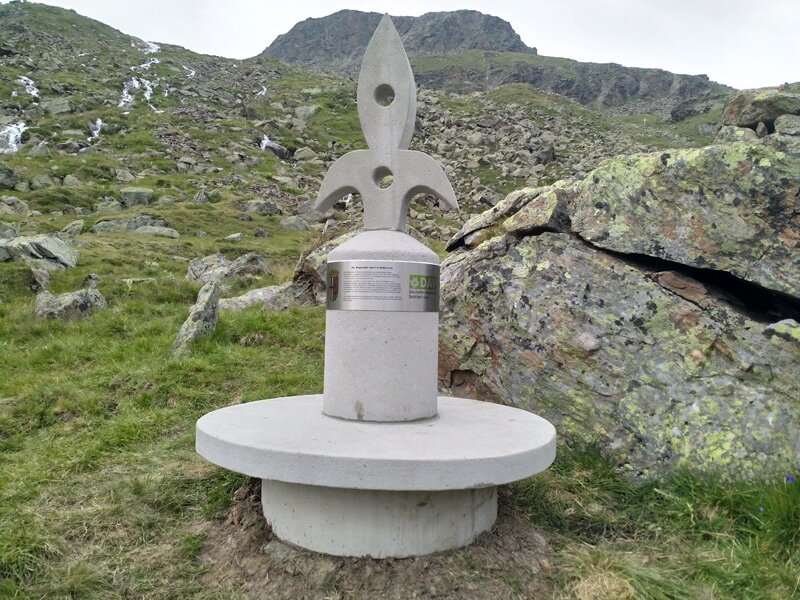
top-left (261, 9), bottom-right (534, 75)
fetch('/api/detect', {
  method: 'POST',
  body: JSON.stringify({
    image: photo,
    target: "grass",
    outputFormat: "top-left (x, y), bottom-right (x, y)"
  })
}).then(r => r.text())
top-left (514, 446), bottom-right (800, 599)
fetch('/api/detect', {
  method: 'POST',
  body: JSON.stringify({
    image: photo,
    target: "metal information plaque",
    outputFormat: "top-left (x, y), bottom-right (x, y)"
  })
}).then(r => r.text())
top-left (326, 260), bottom-right (439, 312)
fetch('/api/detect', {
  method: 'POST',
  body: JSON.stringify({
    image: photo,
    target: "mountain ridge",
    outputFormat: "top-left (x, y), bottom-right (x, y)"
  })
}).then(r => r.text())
top-left (261, 9), bottom-right (732, 112)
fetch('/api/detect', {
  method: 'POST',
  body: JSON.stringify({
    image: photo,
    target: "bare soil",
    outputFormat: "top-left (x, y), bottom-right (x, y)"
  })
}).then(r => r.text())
top-left (199, 479), bottom-right (557, 599)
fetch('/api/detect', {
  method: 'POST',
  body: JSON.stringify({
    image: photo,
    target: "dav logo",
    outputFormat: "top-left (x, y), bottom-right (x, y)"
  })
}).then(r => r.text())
top-left (328, 269), bottom-right (340, 302)
top-left (409, 274), bottom-right (437, 291)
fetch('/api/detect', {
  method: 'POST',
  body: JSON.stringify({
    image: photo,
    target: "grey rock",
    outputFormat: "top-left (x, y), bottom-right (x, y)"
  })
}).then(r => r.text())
top-left (0, 195), bottom-right (29, 215)
top-left (91, 215), bottom-right (166, 233)
top-left (224, 232), bottom-right (244, 242)
top-left (119, 187), bottom-right (153, 207)
top-left (157, 195), bottom-right (177, 205)
top-left (254, 228), bottom-right (268, 238)
top-left (0, 165), bottom-right (18, 190)
top-left (30, 174), bottom-right (55, 190)
top-left (95, 200), bottom-right (123, 214)
top-left (60, 220), bottom-right (84, 236)
top-left (192, 188), bottom-right (209, 204)
top-left (28, 141), bottom-right (50, 157)
top-left (62, 174), bottom-right (81, 187)
top-left (714, 126), bottom-right (758, 144)
top-left (294, 105), bottom-right (319, 123)
top-left (134, 225), bottom-right (180, 238)
top-left (30, 268), bottom-right (50, 292)
top-left (219, 282), bottom-right (291, 311)
top-left (115, 169), bottom-right (136, 183)
top-left (35, 286), bottom-right (106, 321)
top-left (293, 146), bottom-right (317, 161)
top-left (186, 252), bottom-right (271, 284)
top-left (170, 281), bottom-right (221, 357)
top-left (240, 199), bottom-right (282, 215)
top-left (41, 97), bottom-right (73, 115)
top-left (0, 220), bottom-right (19, 240)
top-left (280, 215), bottom-right (309, 231)
top-left (775, 114), bottom-right (800, 136)
top-left (0, 234), bottom-right (78, 270)
top-left (440, 232), bottom-right (800, 480)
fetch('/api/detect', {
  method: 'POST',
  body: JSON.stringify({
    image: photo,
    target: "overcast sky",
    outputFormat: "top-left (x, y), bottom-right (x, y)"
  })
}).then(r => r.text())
top-left (7, 0), bottom-right (799, 89)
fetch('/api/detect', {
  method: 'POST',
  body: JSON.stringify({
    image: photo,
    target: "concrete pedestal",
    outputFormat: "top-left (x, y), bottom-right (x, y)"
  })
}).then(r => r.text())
top-left (196, 395), bottom-right (556, 557)
top-left (261, 481), bottom-right (497, 557)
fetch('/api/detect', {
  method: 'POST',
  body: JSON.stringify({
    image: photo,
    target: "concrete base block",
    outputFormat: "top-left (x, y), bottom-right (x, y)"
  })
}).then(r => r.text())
top-left (261, 480), bottom-right (497, 557)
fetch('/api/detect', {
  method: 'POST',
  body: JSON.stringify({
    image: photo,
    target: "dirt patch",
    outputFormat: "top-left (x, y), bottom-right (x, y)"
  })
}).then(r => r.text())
top-left (198, 479), bottom-right (556, 599)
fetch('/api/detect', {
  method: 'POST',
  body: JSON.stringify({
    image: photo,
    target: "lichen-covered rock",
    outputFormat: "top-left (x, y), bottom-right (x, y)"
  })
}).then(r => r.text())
top-left (35, 285), bottom-right (106, 320)
top-left (0, 234), bottom-right (78, 270)
top-left (720, 88), bottom-right (800, 129)
top-left (775, 114), bottom-right (800, 136)
top-left (714, 126), bottom-right (758, 144)
top-left (568, 138), bottom-right (800, 297)
top-left (440, 131), bottom-right (800, 480)
top-left (170, 281), bottom-right (220, 357)
top-left (440, 233), bottom-right (800, 480)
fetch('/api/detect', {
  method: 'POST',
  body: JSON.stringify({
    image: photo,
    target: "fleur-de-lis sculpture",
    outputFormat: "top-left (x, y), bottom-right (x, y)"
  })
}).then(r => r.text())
top-left (314, 15), bottom-right (459, 231)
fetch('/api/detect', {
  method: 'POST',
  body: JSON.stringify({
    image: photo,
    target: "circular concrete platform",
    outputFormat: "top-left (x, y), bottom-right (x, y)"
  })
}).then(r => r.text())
top-left (196, 395), bottom-right (556, 491)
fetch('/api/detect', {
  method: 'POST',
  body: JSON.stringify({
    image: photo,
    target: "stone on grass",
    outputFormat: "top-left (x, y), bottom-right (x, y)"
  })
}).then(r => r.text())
top-left (186, 252), bottom-right (271, 284)
top-left (35, 277), bottom-right (106, 321)
top-left (293, 147), bottom-right (317, 161)
top-left (0, 234), bottom-right (78, 270)
top-left (120, 187), bottom-right (153, 207)
top-left (220, 282), bottom-right (291, 311)
top-left (0, 195), bottom-right (28, 215)
top-left (280, 216), bottom-right (308, 231)
top-left (224, 232), bottom-right (244, 242)
top-left (0, 220), bottom-right (19, 240)
top-left (30, 267), bottom-right (50, 292)
top-left (95, 200), bottom-right (123, 214)
top-left (134, 225), bottom-right (180, 239)
top-left (91, 215), bottom-right (166, 233)
top-left (192, 189), bottom-right (209, 204)
top-left (170, 281), bottom-right (220, 357)
top-left (0, 165), bottom-right (18, 190)
top-left (60, 220), bottom-right (84, 236)
top-left (62, 174), bottom-right (81, 187)
top-left (240, 199), bottom-right (282, 215)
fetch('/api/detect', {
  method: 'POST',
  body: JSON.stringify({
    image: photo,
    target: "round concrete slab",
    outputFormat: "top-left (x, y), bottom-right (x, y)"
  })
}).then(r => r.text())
top-left (196, 395), bottom-right (556, 491)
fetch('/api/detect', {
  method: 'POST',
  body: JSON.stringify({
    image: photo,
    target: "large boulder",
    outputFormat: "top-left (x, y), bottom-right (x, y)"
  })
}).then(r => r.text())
top-left (720, 88), bottom-right (800, 130)
top-left (0, 234), bottom-right (78, 270)
top-left (170, 281), bottom-right (221, 357)
top-left (441, 131), bottom-right (800, 480)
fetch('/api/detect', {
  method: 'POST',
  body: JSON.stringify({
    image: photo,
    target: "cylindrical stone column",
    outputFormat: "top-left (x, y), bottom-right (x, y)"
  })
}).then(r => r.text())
top-left (322, 230), bottom-right (440, 422)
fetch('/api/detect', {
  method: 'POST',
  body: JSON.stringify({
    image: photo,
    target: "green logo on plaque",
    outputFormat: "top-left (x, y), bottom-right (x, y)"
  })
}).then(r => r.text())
top-left (409, 274), bottom-right (437, 291)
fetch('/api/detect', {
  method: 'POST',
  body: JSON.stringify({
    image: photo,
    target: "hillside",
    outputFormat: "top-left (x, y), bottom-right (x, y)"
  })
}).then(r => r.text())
top-left (262, 9), bottom-right (732, 113)
top-left (2, 2), bottom-right (799, 599)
